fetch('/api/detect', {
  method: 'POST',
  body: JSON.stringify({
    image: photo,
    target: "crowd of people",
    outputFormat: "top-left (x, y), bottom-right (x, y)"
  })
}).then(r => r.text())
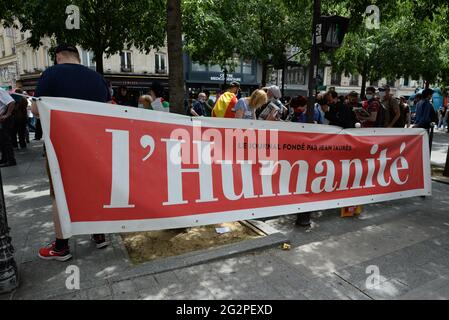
top-left (0, 87), bottom-right (42, 168)
top-left (0, 43), bottom-right (444, 262)
top-left (185, 82), bottom-right (439, 133)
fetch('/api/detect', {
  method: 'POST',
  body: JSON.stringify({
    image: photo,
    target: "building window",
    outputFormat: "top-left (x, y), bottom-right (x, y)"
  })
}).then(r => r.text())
top-left (371, 80), bottom-right (379, 87)
top-left (209, 64), bottom-right (222, 73)
top-left (191, 62), bottom-right (207, 72)
top-left (350, 73), bottom-right (359, 86)
top-left (331, 72), bottom-right (341, 86)
top-left (44, 47), bottom-right (50, 67)
top-left (155, 53), bottom-right (166, 74)
top-left (229, 57), bottom-right (241, 73)
top-left (22, 52), bottom-right (27, 73)
top-left (81, 50), bottom-right (96, 69)
top-left (299, 67), bottom-right (306, 85)
top-left (120, 51), bottom-right (133, 72)
top-left (34, 51), bottom-right (39, 70)
top-left (403, 77), bottom-right (410, 87)
top-left (242, 60), bottom-right (252, 74)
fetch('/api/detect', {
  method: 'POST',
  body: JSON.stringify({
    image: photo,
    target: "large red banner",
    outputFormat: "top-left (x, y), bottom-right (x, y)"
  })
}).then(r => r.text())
top-left (38, 97), bottom-right (431, 237)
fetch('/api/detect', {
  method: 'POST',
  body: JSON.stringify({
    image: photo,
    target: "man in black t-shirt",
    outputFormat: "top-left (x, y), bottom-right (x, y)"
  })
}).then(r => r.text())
top-left (32, 44), bottom-right (111, 261)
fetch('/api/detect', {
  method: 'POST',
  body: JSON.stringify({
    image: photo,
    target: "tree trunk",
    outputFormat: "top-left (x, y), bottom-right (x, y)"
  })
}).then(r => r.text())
top-left (425, 80), bottom-right (430, 89)
top-left (167, 0), bottom-right (185, 115)
top-left (94, 50), bottom-right (104, 75)
top-left (261, 60), bottom-right (268, 87)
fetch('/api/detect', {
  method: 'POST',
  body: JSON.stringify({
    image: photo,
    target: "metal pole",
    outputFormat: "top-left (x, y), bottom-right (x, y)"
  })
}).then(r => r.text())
top-left (297, 0), bottom-right (320, 228)
top-left (282, 61), bottom-right (286, 97)
top-left (306, 0), bottom-right (321, 123)
top-left (0, 169), bottom-right (19, 294)
top-left (223, 67), bottom-right (228, 89)
top-left (429, 122), bottom-right (435, 155)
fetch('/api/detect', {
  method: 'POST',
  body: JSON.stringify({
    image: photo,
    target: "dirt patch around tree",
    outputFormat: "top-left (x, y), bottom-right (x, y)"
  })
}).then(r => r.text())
top-left (121, 222), bottom-right (264, 264)
top-left (432, 165), bottom-right (449, 184)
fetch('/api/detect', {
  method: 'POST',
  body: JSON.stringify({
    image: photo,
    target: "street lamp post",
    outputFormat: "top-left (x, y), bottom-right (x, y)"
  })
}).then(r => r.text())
top-left (0, 169), bottom-right (19, 294)
top-left (223, 67), bottom-right (228, 89)
top-left (296, 0), bottom-right (321, 228)
top-left (306, 0), bottom-right (321, 123)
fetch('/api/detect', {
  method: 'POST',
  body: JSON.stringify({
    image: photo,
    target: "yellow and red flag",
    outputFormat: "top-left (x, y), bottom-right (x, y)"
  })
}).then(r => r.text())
top-left (212, 92), bottom-right (237, 118)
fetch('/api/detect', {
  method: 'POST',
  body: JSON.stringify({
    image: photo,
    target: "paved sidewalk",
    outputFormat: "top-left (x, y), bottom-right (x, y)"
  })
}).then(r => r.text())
top-left (431, 130), bottom-right (449, 167)
top-left (1, 139), bottom-right (449, 300)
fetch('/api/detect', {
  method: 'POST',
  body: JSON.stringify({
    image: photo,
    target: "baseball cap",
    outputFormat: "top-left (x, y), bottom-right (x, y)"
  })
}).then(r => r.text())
top-left (348, 91), bottom-right (359, 97)
top-left (229, 81), bottom-right (240, 88)
top-left (262, 85), bottom-right (282, 99)
top-left (378, 85), bottom-right (390, 92)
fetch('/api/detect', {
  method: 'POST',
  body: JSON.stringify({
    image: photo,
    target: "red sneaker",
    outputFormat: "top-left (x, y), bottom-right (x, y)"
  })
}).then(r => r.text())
top-left (38, 242), bottom-right (72, 261)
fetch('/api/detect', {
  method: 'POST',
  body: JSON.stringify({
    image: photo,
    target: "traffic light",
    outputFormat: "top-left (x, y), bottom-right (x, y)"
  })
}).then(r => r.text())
top-left (318, 15), bottom-right (350, 49)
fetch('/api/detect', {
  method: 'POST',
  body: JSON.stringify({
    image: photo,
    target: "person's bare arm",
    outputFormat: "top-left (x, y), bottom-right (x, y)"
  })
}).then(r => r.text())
top-left (0, 101), bottom-right (15, 121)
top-left (235, 109), bottom-right (244, 119)
top-left (190, 108), bottom-right (199, 117)
top-left (31, 100), bottom-right (40, 117)
top-left (358, 111), bottom-right (377, 122)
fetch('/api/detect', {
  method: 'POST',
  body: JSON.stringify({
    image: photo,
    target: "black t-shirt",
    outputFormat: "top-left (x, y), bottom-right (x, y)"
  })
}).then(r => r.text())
top-left (35, 63), bottom-right (111, 102)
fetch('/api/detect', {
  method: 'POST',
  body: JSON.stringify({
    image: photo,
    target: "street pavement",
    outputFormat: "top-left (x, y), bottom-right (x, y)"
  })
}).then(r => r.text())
top-left (0, 132), bottom-right (449, 300)
top-left (432, 130), bottom-right (449, 167)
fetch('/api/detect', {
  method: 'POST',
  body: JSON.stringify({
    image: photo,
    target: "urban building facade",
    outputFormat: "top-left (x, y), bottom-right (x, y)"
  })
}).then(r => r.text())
top-left (0, 23), bottom-right (169, 102)
top-left (0, 25), bottom-right (19, 90)
top-left (183, 55), bottom-right (262, 98)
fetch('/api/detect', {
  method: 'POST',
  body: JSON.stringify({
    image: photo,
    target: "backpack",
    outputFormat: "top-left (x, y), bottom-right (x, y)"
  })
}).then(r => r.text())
top-left (394, 103), bottom-right (406, 128)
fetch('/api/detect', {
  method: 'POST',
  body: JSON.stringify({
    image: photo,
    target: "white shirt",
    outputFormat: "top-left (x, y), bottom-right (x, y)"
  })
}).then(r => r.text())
top-left (151, 98), bottom-right (169, 112)
top-left (0, 88), bottom-right (14, 114)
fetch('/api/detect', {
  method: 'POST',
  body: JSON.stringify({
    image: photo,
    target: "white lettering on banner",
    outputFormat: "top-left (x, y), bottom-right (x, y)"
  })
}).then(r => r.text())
top-left (274, 160), bottom-right (309, 196)
top-left (162, 139), bottom-right (218, 206)
top-left (337, 159), bottom-right (363, 191)
top-left (311, 160), bottom-right (338, 193)
top-left (104, 129), bottom-right (135, 209)
top-left (390, 142), bottom-right (409, 185)
top-left (377, 148), bottom-right (392, 187)
top-left (160, 142), bottom-right (411, 206)
top-left (218, 160), bottom-right (257, 201)
top-left (140, 135), bottom-right (155, 161)
top-left (102, 126), bottom-right (411, 208)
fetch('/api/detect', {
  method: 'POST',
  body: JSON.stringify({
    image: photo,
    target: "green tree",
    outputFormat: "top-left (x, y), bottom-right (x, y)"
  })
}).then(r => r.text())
top-left (182, 0), bottom-right (311, 86)
top-left (326, 0), bottom-right (444, 96)
top-left (13, 0), bottom-right (166, 74)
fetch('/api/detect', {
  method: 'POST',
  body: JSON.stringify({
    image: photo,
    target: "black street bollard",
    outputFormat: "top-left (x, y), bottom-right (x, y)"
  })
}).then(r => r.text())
top-left (0, 169), bottom-right (19, 294)
top-left (429, 123), bottom-right (435, 156)
top-left (295, 212), bottom-right (312, 227)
